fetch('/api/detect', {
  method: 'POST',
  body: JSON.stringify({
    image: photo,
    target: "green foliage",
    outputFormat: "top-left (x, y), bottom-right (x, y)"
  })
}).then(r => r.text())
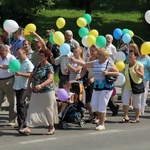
top-left (0, 0), bottom-right (50, 27)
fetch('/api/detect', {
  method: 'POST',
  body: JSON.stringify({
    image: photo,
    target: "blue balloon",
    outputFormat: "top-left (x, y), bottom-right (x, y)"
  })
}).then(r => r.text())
top-left (59, 43), bottom-right (70, 55)
top-left (122, 34), bottom-right (131, 44)
top-left (113, 28), bottom-right (123, 40)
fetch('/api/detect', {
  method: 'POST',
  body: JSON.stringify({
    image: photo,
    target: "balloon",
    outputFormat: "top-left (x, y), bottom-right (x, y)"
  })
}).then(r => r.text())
top-left (87, 35), bottom-right (96, 46)
top-left (83, 14), bottom-right (92, 24)
top-left (145, 10), bottom-right (150, 24)
top-left (24, 23), bottom-right (36, 35)
top-left (9, 59), bottom-right (21, 72)
top-left (76, 17), bottom-right (87, 27)
top-left (59, 43), bottom-right (70, 55)
top-left (113, 28), bottom-right (123, 40)
top-left (57, 88), bottom-right (68, 102)
top-left (3, 19), bottom-right (19, 33)
top-left (89, 29), bottom-right (99, 37)
top-left (122, 33), bottom-right (131, 44)
top-left (96, 35), bottom-right (106, 48)
top-left (116, 51), bottom-right (126, 62)
top-left (122, 28), bottom-right (130, 35)
top-left (114, 73), bottom-right (125, 86)
top-left (129, 30), bottom-right (134, 37)
top-left (53, 31), bottom-right (65, 46)
top-left (81, 36), bottom-right (90, 47)
top-left (56, 17), bottom-right (66, 29)
top-left (78, 27), bottom-right (89, 38)
top-left (49, 33), bottom-right (55, 44)
top-left (111, 88), bottom-right (116, 97)
top-left (115, 61), bottom-right (125, 72)
top-left (140, 42), bottom-right (150, 55)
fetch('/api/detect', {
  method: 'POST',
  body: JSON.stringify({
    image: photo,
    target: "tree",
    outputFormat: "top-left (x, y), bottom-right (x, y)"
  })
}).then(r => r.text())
top-left (85, 0), bottom-right (94, 14)
top-left (0, 0), bottom-right (50, 27)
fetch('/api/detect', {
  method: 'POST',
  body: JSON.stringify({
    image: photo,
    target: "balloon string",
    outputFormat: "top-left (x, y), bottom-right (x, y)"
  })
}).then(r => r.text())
top-left (134, 35), bottom-right (145, 42)
top-left (87, 24), bottom-right (91, 31)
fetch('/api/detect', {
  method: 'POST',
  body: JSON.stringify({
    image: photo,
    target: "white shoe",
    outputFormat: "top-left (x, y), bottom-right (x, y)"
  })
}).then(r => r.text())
top-left (95, 125), bottom-right (105, 130)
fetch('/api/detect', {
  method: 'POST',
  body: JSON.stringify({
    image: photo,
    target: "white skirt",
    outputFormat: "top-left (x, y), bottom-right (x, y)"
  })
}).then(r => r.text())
top-left (26, 91), bottom-right (58, 127)
top-left (91, 90), bottom-right (113, 113)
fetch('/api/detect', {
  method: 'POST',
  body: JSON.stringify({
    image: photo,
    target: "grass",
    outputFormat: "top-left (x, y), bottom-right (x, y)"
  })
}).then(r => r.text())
top-left (34, 9), bottom-right (145, 47)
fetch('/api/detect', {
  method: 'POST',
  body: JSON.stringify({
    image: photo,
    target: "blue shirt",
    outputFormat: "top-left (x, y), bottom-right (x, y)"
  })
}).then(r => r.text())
top-left (13, 58), bottom-right (34, 90)
top-left (137, 56), bottom-right (150, 81)
top-left (11, 37), bottom-right (25, 57)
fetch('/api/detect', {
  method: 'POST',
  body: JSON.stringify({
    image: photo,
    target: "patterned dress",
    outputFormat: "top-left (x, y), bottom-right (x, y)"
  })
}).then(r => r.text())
top-left (26, 62), bottom-right (58, 127)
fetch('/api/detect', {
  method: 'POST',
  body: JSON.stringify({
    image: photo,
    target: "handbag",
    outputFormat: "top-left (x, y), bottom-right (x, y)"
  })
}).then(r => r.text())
top-left (105, 61), bottom-right (117, 84)
top-left (128, 69), bottom-right (145, 94)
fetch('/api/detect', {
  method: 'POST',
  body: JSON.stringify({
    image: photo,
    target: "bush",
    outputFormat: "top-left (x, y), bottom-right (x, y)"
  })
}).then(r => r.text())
top-left (0, 0), bottom-right (50, 27)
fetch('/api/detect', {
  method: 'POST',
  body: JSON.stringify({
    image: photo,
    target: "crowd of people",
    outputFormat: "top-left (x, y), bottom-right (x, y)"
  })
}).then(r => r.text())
top-left (0, 27), bottom-right (149, 135)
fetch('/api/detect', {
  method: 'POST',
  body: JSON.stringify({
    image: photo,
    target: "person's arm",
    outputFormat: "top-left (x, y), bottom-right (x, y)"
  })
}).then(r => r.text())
top-left (30, 31), bottom-right (47, 50)
top-left (34, 73), bottom-right (54, 91)
top-left (69, 57), bottom-right (94, 68)
top-left (68, 63), bottom-right (82, 73)
top-left (79, 67), bottom-right (87, 78)
top-left (0, 65), bottom-right (9, 70)
top-left (134, 66), bottom-right (144, 78)
top-left (26, 71), bottom-right (34, 94)
top-left (103, 63), bottom-right (119, 76)
top-left (15, 72), bottom-right (32, 78)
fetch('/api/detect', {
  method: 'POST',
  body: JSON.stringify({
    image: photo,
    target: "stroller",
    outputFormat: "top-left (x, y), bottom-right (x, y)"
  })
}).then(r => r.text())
top-left (58, 81), bottom-right (86, 129)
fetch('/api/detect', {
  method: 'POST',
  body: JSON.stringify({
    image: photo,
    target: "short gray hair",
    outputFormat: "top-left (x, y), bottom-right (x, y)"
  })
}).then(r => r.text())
top-left (65, 30), bottom-right (73, 36)
top-left (105, 34), bottom-right (113, 41)
top-left (0, 44), bottom-right (8, 51)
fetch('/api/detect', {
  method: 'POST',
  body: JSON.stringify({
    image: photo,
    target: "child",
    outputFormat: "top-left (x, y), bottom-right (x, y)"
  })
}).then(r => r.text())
top-left (58, 81), bottom-right (76, 118)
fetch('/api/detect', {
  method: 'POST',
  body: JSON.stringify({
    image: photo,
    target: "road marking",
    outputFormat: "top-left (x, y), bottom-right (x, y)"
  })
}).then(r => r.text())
top-left (19, 137), bottom-right (58, 144)
top-left (90, 129), bottom-right (124, 135)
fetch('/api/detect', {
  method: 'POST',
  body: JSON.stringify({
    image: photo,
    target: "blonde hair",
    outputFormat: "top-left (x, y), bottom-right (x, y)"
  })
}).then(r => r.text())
top-left (90, 44), bottom-right (99, 51)
top-left (73, 46), bottom-right (84, 60)
top-left (98, 48), bottom-right (109, 60)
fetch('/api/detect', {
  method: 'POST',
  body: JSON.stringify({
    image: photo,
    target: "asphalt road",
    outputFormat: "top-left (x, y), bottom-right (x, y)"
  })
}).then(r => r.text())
top-left (0, 102), bottom-right (150, 150)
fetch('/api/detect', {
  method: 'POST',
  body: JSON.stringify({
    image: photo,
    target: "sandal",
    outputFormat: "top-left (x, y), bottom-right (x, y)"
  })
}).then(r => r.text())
top-left (18, 127), bottom-right (30, 136)
top-left (119, 118), bottom-right (129, 123)
top-left (46, 129), bottom-right (55, 135)
top-left (85, 114), bottom-right (95, 123)
top-left (130, 119), bottom-right (140, 123)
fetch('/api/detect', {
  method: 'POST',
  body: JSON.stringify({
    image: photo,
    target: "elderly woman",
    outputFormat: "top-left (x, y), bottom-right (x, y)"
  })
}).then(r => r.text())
top-left (120, 43), bottom-right (144, 123)
top-left (19, 49), bottom-right (58, 135)
top-left (69, 48), bottom-right (119, 130)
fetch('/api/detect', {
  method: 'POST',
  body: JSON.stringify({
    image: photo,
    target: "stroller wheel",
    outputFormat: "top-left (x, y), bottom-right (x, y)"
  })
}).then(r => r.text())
top-left (78, 120), bottom-right (85, 127)
top-left (61, 121), bottom-right (68, 129)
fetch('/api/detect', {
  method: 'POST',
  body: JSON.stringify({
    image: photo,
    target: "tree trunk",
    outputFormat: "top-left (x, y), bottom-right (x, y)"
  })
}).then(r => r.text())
top-left (85, 0), bottom-right (94, 14)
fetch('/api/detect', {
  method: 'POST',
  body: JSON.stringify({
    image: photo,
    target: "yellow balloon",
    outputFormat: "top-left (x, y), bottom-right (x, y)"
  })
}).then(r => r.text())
top-left (53, 31), bottom-right (65, 46)
top-left (24, 23), bottom-right (36, 35)
top-left (76, 17), bottom-right (87, 27)
top-left (89, 29), bottom-right (99, 37)
top-left (115, 61), bottom-right (125, 72)
top-left (129, 30), bottom-right (134, 37)
top-left (56, 17), bottom-right (66, 29)
top-left (141, 42), bottom-right (150, 55)
top-left (87, 35), bottom-right (96, 46)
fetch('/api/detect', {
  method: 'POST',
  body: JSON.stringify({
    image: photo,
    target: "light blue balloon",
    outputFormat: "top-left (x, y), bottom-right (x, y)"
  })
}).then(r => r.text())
top-left (59, 43), bottom-right (70, 55)
top-left (113, 28), bottom-right (123, 40)
top-left (122, 33), bottom-right (131, 44)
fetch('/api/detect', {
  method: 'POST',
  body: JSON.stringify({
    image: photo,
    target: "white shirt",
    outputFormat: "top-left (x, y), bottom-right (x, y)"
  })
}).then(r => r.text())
top-left (55, 53), bottom-right (74, 75)
top-left (0, 53), bottom-right (16, 78)
top-left (106, 43), bottom-right (116, 62)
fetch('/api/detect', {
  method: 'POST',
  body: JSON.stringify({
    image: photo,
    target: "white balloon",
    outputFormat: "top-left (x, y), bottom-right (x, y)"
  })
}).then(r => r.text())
top-left (145, 10), bottom-right (150, 24)
top-left (116, 51), bottom-right (126, 62)
top-left (114, 73), bottom-right (125, 86)
top-left (81, 36), bottom-right (90, 47)
top-left (3, 19), bottom-right (19, 33)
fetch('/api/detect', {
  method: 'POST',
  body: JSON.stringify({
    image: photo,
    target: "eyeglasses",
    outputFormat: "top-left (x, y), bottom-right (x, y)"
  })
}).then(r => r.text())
top-left (90, 49), bottom-right (96, 52)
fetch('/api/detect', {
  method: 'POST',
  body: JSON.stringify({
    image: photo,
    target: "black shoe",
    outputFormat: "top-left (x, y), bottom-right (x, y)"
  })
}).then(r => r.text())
top-left (112, 105), bottom-right (119, 116)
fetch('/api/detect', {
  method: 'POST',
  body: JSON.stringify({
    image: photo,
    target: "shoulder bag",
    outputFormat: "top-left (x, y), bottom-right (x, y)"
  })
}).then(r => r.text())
top-left (105, 61), bottom-right (117, 84)
top-left (128, 69), bottom-right (145, 94)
